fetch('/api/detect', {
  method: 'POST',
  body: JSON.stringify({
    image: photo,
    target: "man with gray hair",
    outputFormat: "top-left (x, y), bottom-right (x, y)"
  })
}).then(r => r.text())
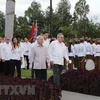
top-left (29, 35), bottom-right (50, 80)
top-left (49, 33), bottom-right (70, 85)
top-left (1, 36), bottom-right (12, 75)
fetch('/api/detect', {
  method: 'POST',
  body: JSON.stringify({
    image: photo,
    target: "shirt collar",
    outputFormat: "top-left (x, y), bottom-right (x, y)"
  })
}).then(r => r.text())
top-left (56, 40), bottom-right (63, 44)
top-left (37, 43), bottom-right (43, 47)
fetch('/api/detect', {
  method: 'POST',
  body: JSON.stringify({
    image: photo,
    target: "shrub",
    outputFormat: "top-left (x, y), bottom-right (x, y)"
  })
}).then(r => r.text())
top-left (0, 74), bottom-right (61, 100)
top-left (48, 69), bottom-right (100, 96)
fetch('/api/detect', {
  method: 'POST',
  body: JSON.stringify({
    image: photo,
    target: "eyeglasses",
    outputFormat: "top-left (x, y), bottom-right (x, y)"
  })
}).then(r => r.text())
top-left (60, 37), bottom-right (64, 38)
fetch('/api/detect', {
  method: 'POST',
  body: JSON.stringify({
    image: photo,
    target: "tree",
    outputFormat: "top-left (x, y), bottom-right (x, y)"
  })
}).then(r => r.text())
top-left (73, 0), bottom-right (90, 37)
top-left (0, 11), bottom-right (5, 37)
top-left (44, 6), bottom-right (60, 37)
top-left (74, 0), bottom-right (89, 21)
top-left (25, 0), bottom-right (45, 33)
top-left (56, 0), bottom-right (72, 27)
top-left (44, 0), bottom-right (72, 37)
top-left (14, 16), bottom-right (30, 38)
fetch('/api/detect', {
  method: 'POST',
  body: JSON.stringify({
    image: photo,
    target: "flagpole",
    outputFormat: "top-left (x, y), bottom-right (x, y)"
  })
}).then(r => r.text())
top-left (50, 0), bottom-right (52, 38)
top-left (36, 20), bottom-right (37, 36)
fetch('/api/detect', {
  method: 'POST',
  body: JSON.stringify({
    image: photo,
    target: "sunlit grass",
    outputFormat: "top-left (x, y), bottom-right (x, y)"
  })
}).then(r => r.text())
top-left (21, 69), bottom-right (53, 79)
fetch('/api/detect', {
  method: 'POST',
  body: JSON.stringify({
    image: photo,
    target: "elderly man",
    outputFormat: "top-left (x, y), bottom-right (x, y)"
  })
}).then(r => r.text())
top-left (1, 36), bottom-right (12, 75)
top-left (29, 35), bottom-right (50, 80)
top-left (49, 33), bottom-right (69, 86)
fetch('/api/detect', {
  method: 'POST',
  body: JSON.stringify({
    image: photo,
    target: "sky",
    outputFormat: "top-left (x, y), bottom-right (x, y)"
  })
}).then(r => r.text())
top-left (0, 0), bottom-right (100, 23)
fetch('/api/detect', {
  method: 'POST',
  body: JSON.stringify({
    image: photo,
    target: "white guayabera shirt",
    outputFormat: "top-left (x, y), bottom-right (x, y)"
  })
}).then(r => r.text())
top-left (49, 40), bottom-right (69, 65)
top-left (29, 44), bottom-right (50, 69)
top-left (68, 45), bottom-right (75, 57)
top-left (1, 42), bottom-right (12, 61)
top-left (74, 43), bottom-right (79, 56)
top-left (43, 39), bottom-right (50, 48)
top-left (94, 44), bottom-right (100, 57)
top-left (10, 46), bottom-right (23, 60)
top-left (77, 43), bottom-right (86, 57)
top-left (23, 42), bottom-right (31, 56)
top-left (85, 42), bottom-right (93, 55)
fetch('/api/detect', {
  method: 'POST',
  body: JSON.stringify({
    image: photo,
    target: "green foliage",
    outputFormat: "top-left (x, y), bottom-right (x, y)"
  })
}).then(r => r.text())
top-left (56, 0), bottom-right (72, 26)
top-left (75, 0), bottom-right (89, 20)
top-left (13, 15), bottom-right (30, 39)
top-left (25, 0), bottom-right (45, 33)
top-left (0, 0), bottom-right (100, 38)
top-left (73, 0), bottom-right (90, 37)
top-left (0, 11), bottom-right (5, 37)
top-left (59, 26), bottom-right (78, 38)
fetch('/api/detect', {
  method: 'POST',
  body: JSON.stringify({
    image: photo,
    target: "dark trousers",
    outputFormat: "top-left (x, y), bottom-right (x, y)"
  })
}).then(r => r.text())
top-left (24, 55), bottom-right (29, 69)
top-left (68, 56), bottom-right (74, 70)
top-left (86, 55), bottom-right (92, 59)
top-left (74, 55), bottom-right (78, 68)
top-left (78, 57), bottom-right (85, 70)
top-left (95, 57), bottom-right (100, 70)
top-left (2, 60), bottom-right (10, 75)
top-left (34, 69), bottom-right (47, 80)
top-left (52, 64), bottom-right (63, 86)
top-left (0, 60), bottom-right (3, 73)
top-left (10, 60), bottom-right (21, 77)
top-left (31, 62), bottom-right (34, 78)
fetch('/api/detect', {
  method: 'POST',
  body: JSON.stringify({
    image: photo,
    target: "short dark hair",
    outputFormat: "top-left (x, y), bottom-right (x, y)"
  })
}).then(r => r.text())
top-left (42, 31), bottom-right (48, 35)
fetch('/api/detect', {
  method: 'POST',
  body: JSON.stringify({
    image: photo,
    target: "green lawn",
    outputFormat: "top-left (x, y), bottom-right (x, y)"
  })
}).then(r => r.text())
top-left (21, 69), bottom-right (53, 79)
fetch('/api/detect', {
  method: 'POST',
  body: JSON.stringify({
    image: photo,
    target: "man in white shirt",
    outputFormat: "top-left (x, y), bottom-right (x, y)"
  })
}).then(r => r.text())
top-left (42, 32), bottom-right (50, 69)
top-left (74, 39), bottom-right (79, 68)
top-left (29, 35), bottom-right (50, 80)
top-left (68, 40), bottom-right (75, 70)
top-left (29, 37), bottom-right (38, 78)
top-left (94, 40), bottom-right (100, 70)
top-left (16, 35), bottom-right (25, 69)
top-left (23, 37), bottom-right (31, 69)
top-left (42, 31), bottom-right (50, 48)
top-left (49, 33), bottom-right (69, 85)
top-left (84, 37), bottom-right (88, 46)
top-left (92, 39), bottom-right (97, 61)
top-left (77, 38), bottom-right (86, 70)
top-left (0, 37), bottom-right (3, 73)
top-left (1, 36), bottom-right (12, 75)
top-left (85, 39), bottom-right (93, 59)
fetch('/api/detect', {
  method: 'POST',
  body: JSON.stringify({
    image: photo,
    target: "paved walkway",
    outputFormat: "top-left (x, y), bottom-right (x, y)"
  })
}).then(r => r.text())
top-left (62, 91), bottom-right (100, 100)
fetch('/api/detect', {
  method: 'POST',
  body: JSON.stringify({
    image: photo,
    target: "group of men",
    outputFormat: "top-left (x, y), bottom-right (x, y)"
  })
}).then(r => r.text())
top-left (67, 38), bottom-right (100, 71)
top-left (1, 32), bottom-right (100, 86)
top-left (29, 33), bottom-right (70, 86)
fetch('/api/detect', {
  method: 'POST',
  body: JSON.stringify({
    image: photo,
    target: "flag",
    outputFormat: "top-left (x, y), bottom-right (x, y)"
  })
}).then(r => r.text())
top-left (29, 22), bottom-right (37, 43)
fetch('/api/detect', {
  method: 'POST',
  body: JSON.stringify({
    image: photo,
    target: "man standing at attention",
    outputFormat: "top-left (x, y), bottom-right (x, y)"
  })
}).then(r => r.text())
top-left (42, 31), bottom-right (50, 48)
top-left (1, 36), bottom-right (12, 75)
top-left (29, 35), bottom-right (50, 80)
top-left (23, 37), bottom-right (31, 70)
top-left (49, 33), bottom-right (70, 86)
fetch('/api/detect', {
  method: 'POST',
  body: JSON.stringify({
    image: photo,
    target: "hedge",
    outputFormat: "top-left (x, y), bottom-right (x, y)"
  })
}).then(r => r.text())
top-left (0, 74), bottom-right (61, 100)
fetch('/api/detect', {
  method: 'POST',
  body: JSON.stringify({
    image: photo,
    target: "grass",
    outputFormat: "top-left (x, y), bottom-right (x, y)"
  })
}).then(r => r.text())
top-left (21, 69), bottom-right (53, 79)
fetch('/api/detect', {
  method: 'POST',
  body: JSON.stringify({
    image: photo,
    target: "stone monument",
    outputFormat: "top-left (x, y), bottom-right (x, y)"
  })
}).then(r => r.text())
top-left (5, 0), bottom-right (15, 39)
